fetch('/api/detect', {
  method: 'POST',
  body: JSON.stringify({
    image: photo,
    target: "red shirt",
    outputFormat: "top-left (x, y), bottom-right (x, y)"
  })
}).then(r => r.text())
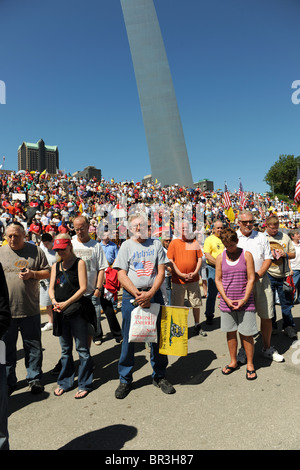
top-left (45, 224), bottom-right (58, 233)
top-left (58, 225), bottom-right (68, 233)
top-left (29, 223), bottom-right (41, 234)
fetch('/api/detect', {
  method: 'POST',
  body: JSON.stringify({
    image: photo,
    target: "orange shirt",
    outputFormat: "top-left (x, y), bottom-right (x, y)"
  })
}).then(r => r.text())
top-left (167, 238), bottom-right (203, 284)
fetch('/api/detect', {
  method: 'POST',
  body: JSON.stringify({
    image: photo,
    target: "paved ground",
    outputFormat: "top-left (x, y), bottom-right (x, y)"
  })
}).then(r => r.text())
top-left (7, 300), bottom-right (300, 451)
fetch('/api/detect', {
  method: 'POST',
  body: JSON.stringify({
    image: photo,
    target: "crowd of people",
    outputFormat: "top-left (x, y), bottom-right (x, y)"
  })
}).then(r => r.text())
top-left (0, 170), bottom-right (299, 449)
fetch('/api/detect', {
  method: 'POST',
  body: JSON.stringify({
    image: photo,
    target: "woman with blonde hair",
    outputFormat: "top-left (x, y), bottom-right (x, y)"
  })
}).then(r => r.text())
top-left (48, 233), bottom-right (93, 398)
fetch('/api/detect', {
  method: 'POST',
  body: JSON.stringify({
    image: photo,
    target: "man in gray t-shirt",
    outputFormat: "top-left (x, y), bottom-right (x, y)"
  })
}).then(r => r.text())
top-left (113, 212), bottom-right (175, 399)
top-left (1, 222), bottom-right (50, 395)
top-left (114, 238), bottom-right (166, 291)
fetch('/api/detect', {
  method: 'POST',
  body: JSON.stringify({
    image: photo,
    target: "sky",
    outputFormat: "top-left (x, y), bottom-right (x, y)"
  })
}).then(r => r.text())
top-left (0, 0), bottom-right (300, 194)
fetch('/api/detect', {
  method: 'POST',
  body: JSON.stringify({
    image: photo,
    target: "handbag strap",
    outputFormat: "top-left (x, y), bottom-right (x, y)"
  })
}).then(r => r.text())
top-left (283, 254), bottom-right (290, 277)
top-left (60, 260), bottom-right (79, 295)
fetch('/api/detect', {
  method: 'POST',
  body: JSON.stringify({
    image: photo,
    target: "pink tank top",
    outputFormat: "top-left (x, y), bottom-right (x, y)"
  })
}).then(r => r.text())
top-left (219, 249), bottom-right (255, 312)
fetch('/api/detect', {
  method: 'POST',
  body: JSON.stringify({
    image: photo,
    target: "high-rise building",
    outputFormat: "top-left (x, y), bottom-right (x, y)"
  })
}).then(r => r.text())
top-left (120, 0), bottom-right (193, 187)
top-left (18, 139), bottom-right (59, 174)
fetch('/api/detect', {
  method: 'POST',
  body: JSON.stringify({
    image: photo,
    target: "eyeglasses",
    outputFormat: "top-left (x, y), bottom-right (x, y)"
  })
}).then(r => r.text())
top-left (131, 223), bottom-right (147, 229)
top-left (240, 220), bottom-right (254, 225)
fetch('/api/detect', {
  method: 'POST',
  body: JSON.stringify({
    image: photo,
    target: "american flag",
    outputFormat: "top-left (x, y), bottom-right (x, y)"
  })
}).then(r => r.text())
top-left (294, 167), bottom-right (300, 203)
top-left (239, 180), bottom-right (245, 208)
top-left (133, 260), bottom-right (155, 278)
top-left (223, 183), bottom-right (231, 209)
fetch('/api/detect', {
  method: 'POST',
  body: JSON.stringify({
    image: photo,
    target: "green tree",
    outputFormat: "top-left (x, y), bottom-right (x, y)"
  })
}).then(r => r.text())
top-left (264, 154), bottom-right (300, 197)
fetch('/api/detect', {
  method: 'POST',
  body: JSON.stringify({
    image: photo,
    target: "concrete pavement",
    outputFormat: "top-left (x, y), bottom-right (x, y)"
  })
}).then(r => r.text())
top-left (7, 300), bottom-right (300, 451)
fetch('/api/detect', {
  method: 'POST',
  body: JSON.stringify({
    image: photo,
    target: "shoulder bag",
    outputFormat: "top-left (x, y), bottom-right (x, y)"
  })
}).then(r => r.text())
top-left (282, 255), bottom-right (295, 296)
top-left (60, 262), bottom-right (97, 330)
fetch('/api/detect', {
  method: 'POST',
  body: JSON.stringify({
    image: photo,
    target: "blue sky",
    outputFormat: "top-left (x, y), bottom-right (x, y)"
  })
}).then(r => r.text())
top-left (0, 0), bottom-right (300, 193)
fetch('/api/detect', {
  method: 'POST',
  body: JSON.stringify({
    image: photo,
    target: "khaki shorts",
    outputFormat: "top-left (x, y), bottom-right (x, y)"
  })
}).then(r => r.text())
top-left (171, 281), bottom-right (202, 308)
top-left (253, 274), bottom-right (274, 319)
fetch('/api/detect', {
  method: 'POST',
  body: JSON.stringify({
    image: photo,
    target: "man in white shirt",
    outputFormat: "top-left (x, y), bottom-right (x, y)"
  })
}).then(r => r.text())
top-left (72, 216), bottom-right (108, 344)
top-left (237, 210), bottom-right (284, 362)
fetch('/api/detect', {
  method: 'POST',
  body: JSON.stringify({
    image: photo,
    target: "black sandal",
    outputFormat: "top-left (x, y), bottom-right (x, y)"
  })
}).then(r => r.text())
top-left (222, 365), bottom-right (239, 375)
top-left (246, 369), bottom-right (257, 380)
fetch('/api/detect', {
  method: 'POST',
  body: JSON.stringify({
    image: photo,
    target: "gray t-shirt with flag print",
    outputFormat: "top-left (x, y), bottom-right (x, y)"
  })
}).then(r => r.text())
top-left (114, 238), bottom-right (167, 289)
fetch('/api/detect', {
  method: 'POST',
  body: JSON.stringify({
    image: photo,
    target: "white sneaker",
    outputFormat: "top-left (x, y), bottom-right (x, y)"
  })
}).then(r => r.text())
top-left (262, 346), bottom-right (284, 362)
top-left (41, 322), bottom-right (53, 332)
top-left (237, 347), bottom-right (247, 364)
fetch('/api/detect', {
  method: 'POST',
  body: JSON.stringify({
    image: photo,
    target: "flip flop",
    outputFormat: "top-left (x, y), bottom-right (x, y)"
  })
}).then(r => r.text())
top-left (222, 365), bottom-right (240, 375)
top-left (74, 390), bottom-right (89, 399)
top-left (246, 369), bottom-right (257, 381)
top-left (54, 387), bottom-right (65, 396)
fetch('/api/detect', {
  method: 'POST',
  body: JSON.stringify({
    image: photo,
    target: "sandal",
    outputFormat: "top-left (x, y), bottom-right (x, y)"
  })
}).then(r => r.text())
top-left (246, 369), bottom-right (257, 380)
top-left (74, 390), bottom-right (89, 399)
top-left (54, 387), bottom-right (65, 396)
top-left (222, 365), bottom-right (239, 375)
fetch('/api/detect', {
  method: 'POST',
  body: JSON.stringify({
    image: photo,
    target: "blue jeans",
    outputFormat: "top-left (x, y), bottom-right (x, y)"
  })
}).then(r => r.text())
top-left (204, 265), bottom-right (218, 319)
top-left (0, 361), bottom-right (9, 450)
top-left (88, 294), bottom-right (103, 339)
top-left (58, 313), bottom-right (93, 392)
top-left (118, 289), bottom-right (168, 384)
top-left (292, 270), bottom-right (300, 303)
top-left (165, 276), bottom-right (172, 306)
top-left (3, 315), bottom-right (43, 387)
top-left (267, 274), bottom-right (295, 329)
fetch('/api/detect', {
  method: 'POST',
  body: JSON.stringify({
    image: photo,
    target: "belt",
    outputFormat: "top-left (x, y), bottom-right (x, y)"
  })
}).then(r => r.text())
top-left (138, 287), bottom-right (151, 292)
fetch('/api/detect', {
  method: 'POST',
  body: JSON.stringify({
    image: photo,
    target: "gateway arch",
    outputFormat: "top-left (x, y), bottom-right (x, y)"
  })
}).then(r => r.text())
top-left (120, 0), bottom-right (193, 187)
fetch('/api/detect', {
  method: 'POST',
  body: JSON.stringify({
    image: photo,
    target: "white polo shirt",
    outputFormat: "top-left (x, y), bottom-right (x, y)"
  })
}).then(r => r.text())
top-left (237, 229), bottom-right (272, 272)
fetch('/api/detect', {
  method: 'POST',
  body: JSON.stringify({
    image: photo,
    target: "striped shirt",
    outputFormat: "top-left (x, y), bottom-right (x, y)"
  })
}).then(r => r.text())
top-left (219, 249), bottom-right (255, 313)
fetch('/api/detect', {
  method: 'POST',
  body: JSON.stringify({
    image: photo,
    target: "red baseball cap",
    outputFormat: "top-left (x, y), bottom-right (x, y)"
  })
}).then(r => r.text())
top-left (53, 238), bottom-right (71, 250)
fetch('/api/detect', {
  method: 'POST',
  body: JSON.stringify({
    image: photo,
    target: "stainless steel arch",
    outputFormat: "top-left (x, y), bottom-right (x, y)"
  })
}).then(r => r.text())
top-left (120, 0), bottom-right (193, 186)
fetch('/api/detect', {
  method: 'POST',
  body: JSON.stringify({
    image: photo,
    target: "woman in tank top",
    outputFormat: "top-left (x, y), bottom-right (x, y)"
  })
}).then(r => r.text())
top-left (215, 228), bottom-right (258, 380)
top-left (49, 234), bottom-right (94, 398)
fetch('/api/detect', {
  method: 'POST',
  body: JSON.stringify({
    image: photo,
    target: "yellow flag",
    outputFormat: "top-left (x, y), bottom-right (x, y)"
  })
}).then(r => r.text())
top-left (159, 306), bottom-right (189, 356)
top-left (225, 207), bottom-right (235, 222)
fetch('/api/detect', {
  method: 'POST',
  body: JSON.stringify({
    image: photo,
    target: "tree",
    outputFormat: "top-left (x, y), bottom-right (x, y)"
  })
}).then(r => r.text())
top-left (264, 154), bottom-right (300, 197)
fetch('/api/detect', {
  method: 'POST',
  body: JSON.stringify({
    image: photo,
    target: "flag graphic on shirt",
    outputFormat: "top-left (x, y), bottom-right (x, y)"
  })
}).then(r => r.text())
top-left (133, 260), bottom-right (155, 277)
top-left (294, 167), bottom-right (300, 203)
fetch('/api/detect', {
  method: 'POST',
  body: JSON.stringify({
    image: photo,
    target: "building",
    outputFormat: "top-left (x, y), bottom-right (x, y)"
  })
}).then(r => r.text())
top-left (142, 174), bottom-right (153, 184)
top-left (18, 139), bottom-right (59, 174)
top-left (73, 166), bottom-right (101, 181)
top-left (194, 179), bottom-right (214, 191)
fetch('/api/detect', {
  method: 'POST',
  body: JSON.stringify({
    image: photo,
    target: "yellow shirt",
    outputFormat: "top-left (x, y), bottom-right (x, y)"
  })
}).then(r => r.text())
top-left (203, 234), bottom-right (224, 266)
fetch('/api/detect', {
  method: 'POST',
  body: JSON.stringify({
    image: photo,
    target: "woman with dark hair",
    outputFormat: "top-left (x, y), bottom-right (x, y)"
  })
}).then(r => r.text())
top-left (215, 228), bottom-right (257, 380)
